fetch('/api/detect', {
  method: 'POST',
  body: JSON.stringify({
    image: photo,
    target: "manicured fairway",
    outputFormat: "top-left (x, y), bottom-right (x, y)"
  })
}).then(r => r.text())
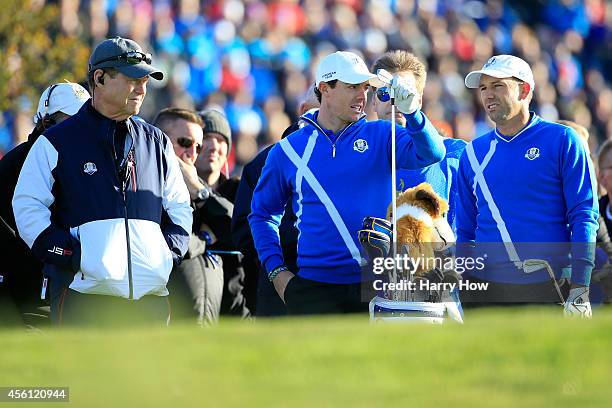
top-left (1, 307), bottom-right (611, 407)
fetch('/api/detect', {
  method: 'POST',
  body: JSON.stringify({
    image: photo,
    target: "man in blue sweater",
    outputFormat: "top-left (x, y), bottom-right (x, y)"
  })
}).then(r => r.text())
top-left (371, 50), bottom-right (466, 231)
top-left (457, 55), bottom-right (598, 316)
top-left (249, 51), bottom-right (445, 314)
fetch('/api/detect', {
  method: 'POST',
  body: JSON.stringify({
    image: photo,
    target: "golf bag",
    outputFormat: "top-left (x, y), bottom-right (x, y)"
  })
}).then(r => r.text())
top-left (359, 216), bottom-right (464, 323)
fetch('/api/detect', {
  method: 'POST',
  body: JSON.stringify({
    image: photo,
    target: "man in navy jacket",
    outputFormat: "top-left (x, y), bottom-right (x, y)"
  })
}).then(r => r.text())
top-left (13, 37), bottom-right (192, 326)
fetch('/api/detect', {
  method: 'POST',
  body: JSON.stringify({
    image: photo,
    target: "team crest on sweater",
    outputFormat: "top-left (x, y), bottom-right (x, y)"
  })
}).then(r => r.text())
top-left (524, 147), bottom-right (540, 160)
top-left (83, 162), bottom-right (98, 175)
top-left (353, 139), bottom-right (368, 153)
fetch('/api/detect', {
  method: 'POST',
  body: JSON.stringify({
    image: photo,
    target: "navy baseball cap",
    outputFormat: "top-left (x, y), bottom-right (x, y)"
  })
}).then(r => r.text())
top-left (88, 37), bottom-right (164, 80)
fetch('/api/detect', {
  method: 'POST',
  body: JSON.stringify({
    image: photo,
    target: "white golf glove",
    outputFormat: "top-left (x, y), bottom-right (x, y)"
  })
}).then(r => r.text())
top-left (564, 287), bottom-right (592, 318)
top-left (390, 75), bottom-right (419, 114)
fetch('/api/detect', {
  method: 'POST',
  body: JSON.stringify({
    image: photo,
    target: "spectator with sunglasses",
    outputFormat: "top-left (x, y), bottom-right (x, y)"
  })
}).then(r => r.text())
top-left (371, 51), bottom-right (467, 231)
top-left (12, 37), bottom-right (192, 326)
top-left (0, 82), bottom-right (89, 327)
top-left (154, 108), bottom-right (231, 324)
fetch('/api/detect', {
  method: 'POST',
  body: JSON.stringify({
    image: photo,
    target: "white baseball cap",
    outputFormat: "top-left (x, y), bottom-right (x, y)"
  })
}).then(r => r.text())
top-left (465, 55), bottom-right (535, 90)
top-left (316, 51), bottom-right (385, 88)
top-left (34, 82), bottom-right (90, 123)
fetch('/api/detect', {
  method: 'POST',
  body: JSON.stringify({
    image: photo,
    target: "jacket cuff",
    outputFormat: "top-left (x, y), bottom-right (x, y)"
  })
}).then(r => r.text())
top-left (31, 225), bottom-right (81, 272)
top-left (264, 255), bottom-right (285, 274)
top-left (571, 259), bottom-right (592, 286)
top-left (404, 110), bottom-right (425, 132)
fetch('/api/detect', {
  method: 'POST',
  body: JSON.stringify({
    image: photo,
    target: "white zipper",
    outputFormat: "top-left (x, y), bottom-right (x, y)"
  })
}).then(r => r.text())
top-left (301, 116), bottom-right (360, 158)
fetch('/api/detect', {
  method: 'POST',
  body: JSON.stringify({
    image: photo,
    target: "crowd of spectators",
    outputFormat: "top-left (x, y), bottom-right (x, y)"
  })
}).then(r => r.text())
top-left (1, 0), bottom-right (611, 175)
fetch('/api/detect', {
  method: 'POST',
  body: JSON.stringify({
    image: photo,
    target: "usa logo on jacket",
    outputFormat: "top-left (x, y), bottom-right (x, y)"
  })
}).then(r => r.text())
top-left (353, 139), bottom-right (368, 153)
top-left (83, 162), bottom-right (97, 175)
top-left (524, 147), bottom-right (540, 160)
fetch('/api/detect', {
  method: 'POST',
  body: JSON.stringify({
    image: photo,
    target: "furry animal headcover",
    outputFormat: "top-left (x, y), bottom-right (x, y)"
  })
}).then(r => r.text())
top-left (386, 183), bottom-right (455, 276)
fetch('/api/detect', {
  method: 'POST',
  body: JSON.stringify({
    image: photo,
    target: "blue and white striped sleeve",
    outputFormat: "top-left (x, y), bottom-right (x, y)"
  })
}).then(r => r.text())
top-left (12, 136), bottom-right (57, 248)
top-left (13, 136), bottom-right (80, 270)
top-left (456, 148), bottom-right (477, 243)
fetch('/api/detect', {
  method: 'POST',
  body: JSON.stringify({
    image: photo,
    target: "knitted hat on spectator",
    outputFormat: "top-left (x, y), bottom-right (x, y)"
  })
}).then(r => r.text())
top-left (199, 109), bottom-right (232, 152)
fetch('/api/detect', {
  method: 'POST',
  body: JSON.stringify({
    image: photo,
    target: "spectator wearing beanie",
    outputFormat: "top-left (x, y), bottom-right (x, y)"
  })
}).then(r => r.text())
top-left (195, 110), bottom-right (252, 317)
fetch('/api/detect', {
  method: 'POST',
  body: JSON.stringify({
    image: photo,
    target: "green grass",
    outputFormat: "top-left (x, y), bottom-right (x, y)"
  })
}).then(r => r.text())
top-left (1, 307), bottom-right (612, 407)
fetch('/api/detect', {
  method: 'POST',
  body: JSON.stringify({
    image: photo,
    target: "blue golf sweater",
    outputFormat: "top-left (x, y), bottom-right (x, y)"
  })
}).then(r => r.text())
top-left (249, 110), bottom-right (445, 284)
top-left (397, 138), bottom-right (467, 230)
top-left (456, 114), bottom-right (598, 285)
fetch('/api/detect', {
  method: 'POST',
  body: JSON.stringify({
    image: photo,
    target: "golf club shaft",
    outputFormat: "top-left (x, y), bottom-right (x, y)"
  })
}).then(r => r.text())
top-left (391, 99), bottom-right (400, 300)
top-left (544, 263), bottom-right (566, 304)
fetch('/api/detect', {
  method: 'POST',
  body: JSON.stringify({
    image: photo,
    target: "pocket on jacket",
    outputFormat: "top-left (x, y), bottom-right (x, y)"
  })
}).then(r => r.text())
top-left (128, 219), bottom-right (173, 286)
top-left (76, 219), bottom-right (128, 281)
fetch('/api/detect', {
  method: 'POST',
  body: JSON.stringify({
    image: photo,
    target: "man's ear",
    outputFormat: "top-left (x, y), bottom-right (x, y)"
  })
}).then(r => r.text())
top-left (519, 82), bottom-right (531, 100)
top-left (597, 168), bottom-right (603, 184)
top-left (318, 82), bottom-right (329, 96)
top-left (94, 69), bottom-right (105, 86)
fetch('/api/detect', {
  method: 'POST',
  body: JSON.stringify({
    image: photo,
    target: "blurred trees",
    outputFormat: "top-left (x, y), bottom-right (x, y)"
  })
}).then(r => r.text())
top-left (0, 0), bottom-right (89, 112)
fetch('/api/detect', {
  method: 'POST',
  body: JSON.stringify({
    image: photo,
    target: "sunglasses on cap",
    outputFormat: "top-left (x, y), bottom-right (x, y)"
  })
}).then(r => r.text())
top-left (93, 51), bottom-right (153, 67)
top-left (376, 87), bottom-right (391, 102)
top-left (177, 137), bottom-right (202, 154)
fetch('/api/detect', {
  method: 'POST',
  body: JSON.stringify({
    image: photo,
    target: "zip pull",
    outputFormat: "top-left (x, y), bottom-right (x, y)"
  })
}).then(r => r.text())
top-left (40, 277), bottom-right (48, 300)
top-left (332, 145), bottom-right (336, 158)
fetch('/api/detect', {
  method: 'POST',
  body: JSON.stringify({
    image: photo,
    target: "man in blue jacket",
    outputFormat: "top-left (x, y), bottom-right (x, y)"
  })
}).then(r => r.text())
top-left (13, 37), bottom-right (192, 326)
top-left (456, 55), bottom-right (598, 316)
top-left (249, 51), bottom-right (445, 314)
top-left (232, 87), bottom-right (319, 316)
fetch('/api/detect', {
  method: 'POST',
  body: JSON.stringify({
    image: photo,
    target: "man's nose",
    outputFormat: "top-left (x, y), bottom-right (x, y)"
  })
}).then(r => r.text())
top-left (210, 138), bottom-right (222, 152)
top-left (190, 143), bottom-right (199, 156)
top-left (134, 81), bottom-right (147, 94)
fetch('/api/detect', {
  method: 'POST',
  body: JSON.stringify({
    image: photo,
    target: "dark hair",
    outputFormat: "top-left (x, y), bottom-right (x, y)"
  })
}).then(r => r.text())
top-left (153, 107), bottom-right (204, 132)
top-left (314, 80), bottom-right (338, 103)
top-left (28, 111), bottom-right (68, 143)
top-left (87, 68), bottom-right (118, 94)
top-left (34, 111), bottom-right (69, 132)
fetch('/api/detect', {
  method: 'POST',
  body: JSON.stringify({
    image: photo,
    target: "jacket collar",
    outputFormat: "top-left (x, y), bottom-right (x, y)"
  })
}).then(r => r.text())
top-left (299, 109), bottom-right (366, 137)
top-left (82, 99), bottom-right (135, 134)
top-left (80, 99), bottom-right (136, 147)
